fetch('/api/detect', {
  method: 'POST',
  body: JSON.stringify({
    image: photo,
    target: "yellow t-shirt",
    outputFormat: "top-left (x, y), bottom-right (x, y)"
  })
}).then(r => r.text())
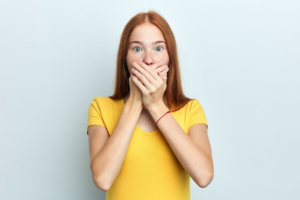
top-left (87, 96), bottom-right (208, 200)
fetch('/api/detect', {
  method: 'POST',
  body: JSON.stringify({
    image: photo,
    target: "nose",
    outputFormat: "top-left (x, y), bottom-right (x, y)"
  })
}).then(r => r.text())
top-left (143, 51), bottom-right (155, 65)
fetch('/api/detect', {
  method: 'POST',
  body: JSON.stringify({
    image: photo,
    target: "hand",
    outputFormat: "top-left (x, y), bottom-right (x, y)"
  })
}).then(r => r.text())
top-left (128, 69), bottom-right (143, 106)
top-left (131, 60), bottom-right (169, 109)
top-left (153, 62), bottom-right (169, 79)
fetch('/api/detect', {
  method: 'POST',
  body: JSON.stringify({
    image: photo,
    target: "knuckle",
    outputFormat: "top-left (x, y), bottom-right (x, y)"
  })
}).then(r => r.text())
top-left (150, 87), bottom-right (156, 93)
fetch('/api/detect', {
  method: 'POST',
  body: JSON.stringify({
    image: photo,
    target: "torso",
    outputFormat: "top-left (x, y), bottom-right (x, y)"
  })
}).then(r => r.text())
top-left (137, 108), bottom-right (157, 132)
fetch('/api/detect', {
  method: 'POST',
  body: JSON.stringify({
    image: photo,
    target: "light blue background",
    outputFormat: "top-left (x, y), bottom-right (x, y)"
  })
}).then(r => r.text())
top-left (1, 0), bottom-right (299, 199)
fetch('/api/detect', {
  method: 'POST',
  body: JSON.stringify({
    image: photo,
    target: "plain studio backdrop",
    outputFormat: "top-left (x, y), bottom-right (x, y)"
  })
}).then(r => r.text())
top-left (0, 0), bottom-right (299, 199)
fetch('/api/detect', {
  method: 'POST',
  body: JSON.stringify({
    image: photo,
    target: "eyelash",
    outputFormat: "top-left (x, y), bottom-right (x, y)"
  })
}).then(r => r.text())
top-left (133, 46), bottom-right (163, 52)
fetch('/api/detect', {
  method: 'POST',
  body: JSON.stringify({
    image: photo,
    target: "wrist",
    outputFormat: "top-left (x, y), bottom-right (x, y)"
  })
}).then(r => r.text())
top-left (125, 98), bottom-right (143, 112)
top-left (147, 103), bottom-right (169, 123)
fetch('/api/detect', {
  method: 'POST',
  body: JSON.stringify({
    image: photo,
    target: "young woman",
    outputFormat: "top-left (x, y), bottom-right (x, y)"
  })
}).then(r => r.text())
top-left (87, 10), bottom-right (213, 200)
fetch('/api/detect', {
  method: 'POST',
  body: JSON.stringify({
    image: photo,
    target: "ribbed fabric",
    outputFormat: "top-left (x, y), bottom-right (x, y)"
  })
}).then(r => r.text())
top-left (87, 97), bottom-right (208, 200)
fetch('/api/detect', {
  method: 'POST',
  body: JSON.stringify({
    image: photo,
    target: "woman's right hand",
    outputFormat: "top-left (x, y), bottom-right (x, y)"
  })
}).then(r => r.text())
top-left (128, 68), bottom-right (143, 106)
top-left (128, 59), bottom-right (169, 106)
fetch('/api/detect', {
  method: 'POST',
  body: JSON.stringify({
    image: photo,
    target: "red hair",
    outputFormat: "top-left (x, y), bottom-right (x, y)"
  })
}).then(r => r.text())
top-left (109, 10), bottom-right (193, 110)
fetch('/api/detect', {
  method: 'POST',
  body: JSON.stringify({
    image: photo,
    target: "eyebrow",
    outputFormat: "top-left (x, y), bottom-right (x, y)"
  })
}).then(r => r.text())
top-left (129, 41), bottom-right (165, 45)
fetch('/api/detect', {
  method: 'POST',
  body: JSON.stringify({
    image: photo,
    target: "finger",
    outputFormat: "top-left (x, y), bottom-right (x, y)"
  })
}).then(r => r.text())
top-left (138, 61), bottom-right (160, 82)
top-left (162, 67), bottom-right (169, 76)
top-left (150, 60), bottom-right (164, 71)
top-left (132, 65), bottom-right (156, 92)
top-left (135, 61), bottom-right (161, 88)
top-left (132, 68), bottom-right (144, 84)
top-left (158, 71), bottom-right (168, 82)
top-left (155, 65), bottom-right (166, 73)
top-left (138, 61), bottom-right (162, 84)
top-left (131, 73), bottom-right (150, 95)
top-left (155, 65), bottom-right (169, 76)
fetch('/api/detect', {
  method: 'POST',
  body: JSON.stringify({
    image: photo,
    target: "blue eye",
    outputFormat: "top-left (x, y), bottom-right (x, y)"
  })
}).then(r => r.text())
top-left (155, 46), bottom-right (163, 51)
top-left (133, 47), bottom-right (142, 52)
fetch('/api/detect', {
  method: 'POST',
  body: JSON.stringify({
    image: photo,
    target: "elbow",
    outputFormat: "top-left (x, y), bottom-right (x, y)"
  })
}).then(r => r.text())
top-left (196, 158), bottom-right (214, 188)
top-left (93, 175), bottom-right (112, 191)
top-left (90, 163), bottom-right (111, 191)
top-left (196, 172), bottom-right (214, 188)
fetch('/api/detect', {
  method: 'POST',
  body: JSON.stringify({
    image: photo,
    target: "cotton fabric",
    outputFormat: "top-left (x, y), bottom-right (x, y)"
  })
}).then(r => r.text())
top-left (87, 96), bottom-right (208, 200)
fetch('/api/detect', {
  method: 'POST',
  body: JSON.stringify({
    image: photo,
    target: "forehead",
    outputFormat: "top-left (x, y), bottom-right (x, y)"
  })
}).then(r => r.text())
top-left (129, 22), bottom-right (165, 42)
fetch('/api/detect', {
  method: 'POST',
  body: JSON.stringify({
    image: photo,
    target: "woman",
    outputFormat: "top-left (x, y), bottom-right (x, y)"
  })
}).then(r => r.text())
top-left (87, 10), bottom-right (213, 200)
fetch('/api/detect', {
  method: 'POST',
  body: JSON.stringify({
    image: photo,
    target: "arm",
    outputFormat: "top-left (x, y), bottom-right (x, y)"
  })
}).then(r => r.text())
top-left (89, 98), bottom-right (142, 191)
top-left (131, 60), bottom-right (213, 187)
top-left (148, 104), bottom-right (214, 188)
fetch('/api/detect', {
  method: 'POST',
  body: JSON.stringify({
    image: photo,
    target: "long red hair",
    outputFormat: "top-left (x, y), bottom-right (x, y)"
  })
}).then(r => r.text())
top-left (109, 10), bottom-right (193, 110)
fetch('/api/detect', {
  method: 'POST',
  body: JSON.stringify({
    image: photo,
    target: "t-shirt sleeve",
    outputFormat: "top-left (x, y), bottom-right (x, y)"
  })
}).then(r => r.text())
top-left (86, 98), bottom-right (105, 135)
top-left (188, 99), bottom-right (208, 130)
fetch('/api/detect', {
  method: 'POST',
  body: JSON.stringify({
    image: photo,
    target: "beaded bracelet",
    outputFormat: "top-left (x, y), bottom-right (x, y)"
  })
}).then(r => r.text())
top-left (155, 109), bottom-right (178, 126)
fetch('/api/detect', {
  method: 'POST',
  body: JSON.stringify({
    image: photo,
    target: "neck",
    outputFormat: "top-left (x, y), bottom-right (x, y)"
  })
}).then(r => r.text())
top-left (123, 94), bottom-right (168, 108)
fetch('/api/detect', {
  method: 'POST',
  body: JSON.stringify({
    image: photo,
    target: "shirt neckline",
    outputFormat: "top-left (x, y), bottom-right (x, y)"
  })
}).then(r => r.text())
top-left (121, 98), bottom-right (159, 135)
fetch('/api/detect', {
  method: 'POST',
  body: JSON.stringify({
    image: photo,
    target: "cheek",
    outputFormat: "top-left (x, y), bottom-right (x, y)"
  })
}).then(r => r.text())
top-left (127, 52), bottom-right (142, 63)
top-left (156, 51), bottom-right (169, 64)
top-left (126, 56), bottom-right (141, 72)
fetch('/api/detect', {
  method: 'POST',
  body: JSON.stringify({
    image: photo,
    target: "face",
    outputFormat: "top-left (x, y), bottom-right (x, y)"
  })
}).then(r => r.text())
top-left (126, 22), bottom-right (169, 72)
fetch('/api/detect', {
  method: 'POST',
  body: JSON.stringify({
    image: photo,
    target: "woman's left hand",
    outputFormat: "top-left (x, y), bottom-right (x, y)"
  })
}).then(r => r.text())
top-left (131, 60), bottom-right (169, 110)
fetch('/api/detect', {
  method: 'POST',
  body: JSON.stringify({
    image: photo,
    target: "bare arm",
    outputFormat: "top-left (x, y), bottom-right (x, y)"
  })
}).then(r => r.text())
top-left (89, 98), bottom-right (142, 191)
top-left (148, 104), bottom-right (213, 188)
top-left (130, 60), bottom-right (213, 187)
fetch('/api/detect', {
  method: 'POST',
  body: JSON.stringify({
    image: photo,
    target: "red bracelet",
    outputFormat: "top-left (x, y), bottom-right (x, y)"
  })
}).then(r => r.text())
top-left (155, 109), bottom-right (178, 126)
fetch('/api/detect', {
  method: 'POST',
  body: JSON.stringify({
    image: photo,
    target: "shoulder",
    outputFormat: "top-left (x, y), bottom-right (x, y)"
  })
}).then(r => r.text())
top-left (188, 99), bottom-right (205, 115)
top-left (190, 99), bottom-right (203, 108)
top-left (173, 99), bottom-right (205, 119)
top-left (92, 96), bottom-right (111, 101)
top-left (91, 96), bottom-right (122, 108)
top-left (91, 96), bottom-right (115, 104)
top-left (178, 99), bottom-right (203, 111)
